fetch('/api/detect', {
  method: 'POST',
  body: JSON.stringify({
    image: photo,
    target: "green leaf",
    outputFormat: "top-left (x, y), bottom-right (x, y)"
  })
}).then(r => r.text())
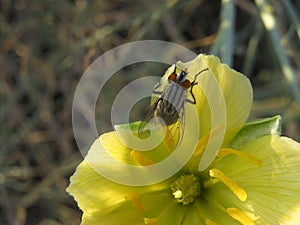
top-left (229, 115), bottom-right (282, 148)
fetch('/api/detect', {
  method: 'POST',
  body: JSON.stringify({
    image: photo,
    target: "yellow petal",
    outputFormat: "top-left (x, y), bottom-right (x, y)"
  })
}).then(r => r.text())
top-left (85, 130), bottom-right (182, 186)
top-left (176, 54), bottom-right (252, 145)
top-left (156, 203), bottom-right (186, 225)
top-left (67, 159), bottom-right (149, 216)
top-left (100, 132), bottom-right (139, 165)
top-left (213, 135), bottom-right (300, 224)
top-left (80, 200), bottom-right (144, 225)
top-left (181, 204), bottom-right (206, 225)
top-left (193, 200), bottom-right (241, 225)
top-left (149, 54), bottom-right (251, 171)
top-left (67, 135), bottom-right (171, 222)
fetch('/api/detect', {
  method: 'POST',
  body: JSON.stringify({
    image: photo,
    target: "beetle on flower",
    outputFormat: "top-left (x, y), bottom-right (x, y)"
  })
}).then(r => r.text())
top-left (67, 54), bottom-right (300, 225)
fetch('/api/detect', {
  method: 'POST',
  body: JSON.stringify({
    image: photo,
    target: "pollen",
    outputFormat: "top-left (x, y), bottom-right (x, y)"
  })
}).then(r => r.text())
top-left (170, 174), bottom-right (201, 205)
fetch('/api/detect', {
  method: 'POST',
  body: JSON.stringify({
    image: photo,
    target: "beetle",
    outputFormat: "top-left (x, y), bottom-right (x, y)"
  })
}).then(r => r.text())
top-left (138, 64), bottom-right (208, 144)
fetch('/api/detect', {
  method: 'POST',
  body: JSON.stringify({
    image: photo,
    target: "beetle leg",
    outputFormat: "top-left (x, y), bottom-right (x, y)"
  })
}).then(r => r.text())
top-left (186, 82), bottom-right (197, 104)
top-left (186, 68), bottom-right (209, 104)
top-left (152, 90), bottom-right (163, 95)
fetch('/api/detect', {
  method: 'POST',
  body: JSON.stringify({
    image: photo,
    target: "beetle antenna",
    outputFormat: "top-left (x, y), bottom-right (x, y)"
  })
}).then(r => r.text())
top-left (194, 68), bottom-right (209, 80)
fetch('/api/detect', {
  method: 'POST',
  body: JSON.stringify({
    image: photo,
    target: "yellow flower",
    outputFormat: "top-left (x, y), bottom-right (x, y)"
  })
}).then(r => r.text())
top-left (67, 54), bottom-right (300, 225)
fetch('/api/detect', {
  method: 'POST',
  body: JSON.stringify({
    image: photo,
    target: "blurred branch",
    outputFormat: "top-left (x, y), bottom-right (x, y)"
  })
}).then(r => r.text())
top-left (282, 0), bottom-right (300, 39)
top-left (242, 22), bottom-right (263, 76)
top-left (181, 35), bottom-right (216, 49)
top-left (210, 0), bottom-right (236, 66)
top-left (0, 182), bottom-right (16, 225)
top-left (19, 154), bottom-right (82, 208)
top-left (255, 0), bottom-right (300, 105)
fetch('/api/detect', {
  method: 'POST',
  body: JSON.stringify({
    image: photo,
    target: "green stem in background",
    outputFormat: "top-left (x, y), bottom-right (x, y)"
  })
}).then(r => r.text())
top-left (210, 0), bottom-right (236, 66)
top-left (255, 0), bottom-right (300, 105)
top-left (242, 22), bottom-right (263, 76)
top-left (282, 0), bottom-right (300, 40)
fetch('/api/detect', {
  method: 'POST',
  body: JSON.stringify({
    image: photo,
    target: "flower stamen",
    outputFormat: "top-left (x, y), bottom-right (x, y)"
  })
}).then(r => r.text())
top-left (209, 168), bottom-right (247, 201)
top-left (218, 148), bottom-right (263, 166)
top-left (194, 124), bottom-right (225, 156)
top-left (226, 207), bottom-right (255, 225)
top-left (193, 132), bottom-right (210, 157)
top-left (170, 174), bottom-right (201, 205)
top-left (130, 150), bottom-right (154, 166)
top-left (125, 193), bottom-right (144, 211)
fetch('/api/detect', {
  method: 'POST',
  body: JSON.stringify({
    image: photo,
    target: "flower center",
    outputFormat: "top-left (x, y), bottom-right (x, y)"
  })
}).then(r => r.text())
top-left (170, 173), bottom-right (201, 205)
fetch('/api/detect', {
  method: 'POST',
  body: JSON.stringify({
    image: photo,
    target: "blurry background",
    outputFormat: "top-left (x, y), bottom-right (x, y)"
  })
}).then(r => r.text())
top-left (1, 0), bottom-right (299, 224)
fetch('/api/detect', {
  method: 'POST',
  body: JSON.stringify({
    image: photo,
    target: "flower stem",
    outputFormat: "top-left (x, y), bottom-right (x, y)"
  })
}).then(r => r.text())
top-left (282, 0), bottom-right (300, 39)
top-left (210, 0), bottom-right (236, 66)
top-left (255, 0), bottom-right (300, 105)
